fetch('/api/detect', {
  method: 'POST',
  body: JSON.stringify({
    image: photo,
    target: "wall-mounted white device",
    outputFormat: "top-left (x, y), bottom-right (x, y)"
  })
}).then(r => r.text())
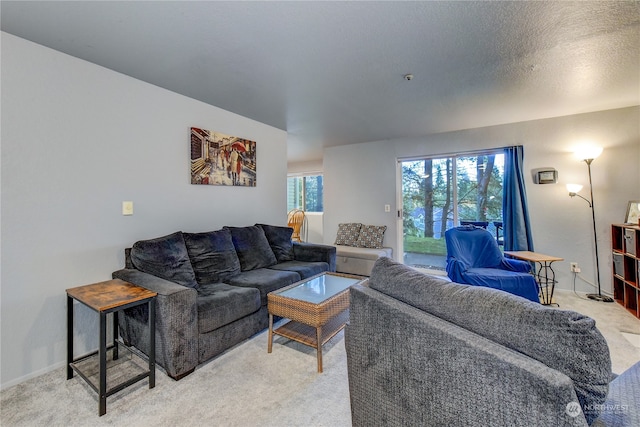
top-left (532, 168), bottom-right (558, 184)
top-left (122, 201), bottom-right (134, 215)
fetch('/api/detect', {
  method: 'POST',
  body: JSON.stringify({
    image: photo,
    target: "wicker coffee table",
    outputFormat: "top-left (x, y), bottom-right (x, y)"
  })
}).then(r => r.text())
top-left (267, 272), bottom-right (365, 372)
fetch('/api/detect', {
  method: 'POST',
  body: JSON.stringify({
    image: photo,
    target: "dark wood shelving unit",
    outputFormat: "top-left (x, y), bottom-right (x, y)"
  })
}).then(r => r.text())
top-left (611, 224), bottom-right (640, 319)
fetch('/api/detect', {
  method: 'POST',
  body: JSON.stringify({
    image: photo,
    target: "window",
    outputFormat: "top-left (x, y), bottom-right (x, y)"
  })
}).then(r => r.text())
top-left (287, 175), bottom-right (323, 212)
top-left (401, 149), bottom-right (504, 268)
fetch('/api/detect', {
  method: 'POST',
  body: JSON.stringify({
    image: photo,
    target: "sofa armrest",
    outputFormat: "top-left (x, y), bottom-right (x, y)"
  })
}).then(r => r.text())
top-left (501, 258), bottom-right (532, 273)
top-left (292, 242), bottom-right (337, 272)
top-left (445, 257), bottom-right (467, 282)
top-left (593, 361), bottom-right (640, 426)
top-left (346, 284), bottom-right (589, 426)
top-left (112, 268), bottom-right (198, 380)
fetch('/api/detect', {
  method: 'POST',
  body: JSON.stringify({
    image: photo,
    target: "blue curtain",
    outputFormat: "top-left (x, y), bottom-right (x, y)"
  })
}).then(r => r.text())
top-left (503, 146), bottom-right (534, 251)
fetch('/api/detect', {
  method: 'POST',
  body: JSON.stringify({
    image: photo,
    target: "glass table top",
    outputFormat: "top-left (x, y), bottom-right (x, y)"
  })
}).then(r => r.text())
top-left (276, 274), bottom-right (362, 304)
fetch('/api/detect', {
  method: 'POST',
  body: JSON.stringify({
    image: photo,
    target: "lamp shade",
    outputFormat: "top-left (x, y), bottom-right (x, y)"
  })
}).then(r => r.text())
top-left (566, 183), bottom-right (583, 194)
top-left (574, 145), bottom-right (603, 161)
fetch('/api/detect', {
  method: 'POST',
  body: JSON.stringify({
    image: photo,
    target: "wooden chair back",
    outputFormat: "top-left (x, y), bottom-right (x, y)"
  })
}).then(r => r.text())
top-left (287, 209), bottom-right (305, 242)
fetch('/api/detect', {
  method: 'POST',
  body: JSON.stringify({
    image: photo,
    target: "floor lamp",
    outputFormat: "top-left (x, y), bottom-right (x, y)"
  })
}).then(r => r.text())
top-left (567, 146), bottom-right (614, 302)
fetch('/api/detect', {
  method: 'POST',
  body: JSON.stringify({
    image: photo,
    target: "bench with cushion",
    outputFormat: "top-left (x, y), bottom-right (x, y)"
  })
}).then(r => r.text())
top-left (335, 245), bottom-right (393, 276)
top-left (332, 222), bottom-right (392, 276)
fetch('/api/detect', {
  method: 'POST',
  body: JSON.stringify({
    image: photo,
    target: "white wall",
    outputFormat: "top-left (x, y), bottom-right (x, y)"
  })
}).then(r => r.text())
top-left (323, 140), bottom-right (398, 248)
top-left (324, 107), bottom-right (640, 294)
top-left (1, 33), bottom-right (288, 388)
top-left (287, 159), bottom-right (323, 175)
top-left (302, 212), bottom-right (323, 244)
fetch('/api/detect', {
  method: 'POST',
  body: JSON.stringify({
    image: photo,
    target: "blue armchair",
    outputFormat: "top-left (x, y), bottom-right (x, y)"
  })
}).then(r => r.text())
top-left (445, 226), bottom-right (540, 302)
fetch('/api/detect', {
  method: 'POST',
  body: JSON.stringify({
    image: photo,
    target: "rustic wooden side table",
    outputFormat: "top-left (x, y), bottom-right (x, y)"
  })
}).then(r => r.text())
top-left (66, 279), bottom-right (157, 416)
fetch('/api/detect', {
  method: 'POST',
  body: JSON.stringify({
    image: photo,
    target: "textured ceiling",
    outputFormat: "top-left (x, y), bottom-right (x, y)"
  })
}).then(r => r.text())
top-left (2, 1), bottom-right (639, 163)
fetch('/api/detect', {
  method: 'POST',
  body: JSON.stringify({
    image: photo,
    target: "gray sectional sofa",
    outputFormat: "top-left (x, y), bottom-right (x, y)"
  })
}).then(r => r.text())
top-left (112, 224), bottom-right (336, 380)
top-left (346, 257), bottom-right (639, 427)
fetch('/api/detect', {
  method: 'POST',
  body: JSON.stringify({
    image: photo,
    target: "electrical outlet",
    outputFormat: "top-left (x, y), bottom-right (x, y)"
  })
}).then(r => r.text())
top-left (570, 262), bottom-right (579, 272)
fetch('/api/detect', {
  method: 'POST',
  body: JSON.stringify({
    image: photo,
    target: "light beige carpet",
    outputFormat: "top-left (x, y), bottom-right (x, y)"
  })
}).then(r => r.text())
top-left (1, 289), bottom-right (639, 426)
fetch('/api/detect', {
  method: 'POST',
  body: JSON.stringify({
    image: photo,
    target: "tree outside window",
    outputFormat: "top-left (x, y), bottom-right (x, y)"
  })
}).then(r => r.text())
top-left (402, 151), bottom-right (504, 269)
top-left (287, 175), bottom-right (323, 212)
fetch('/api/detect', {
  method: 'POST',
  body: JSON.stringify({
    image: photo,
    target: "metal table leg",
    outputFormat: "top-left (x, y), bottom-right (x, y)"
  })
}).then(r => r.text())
top-left (66, 296), bottom-right (74, 380)
top-left (536, 261), bottom-right (558, 306)
top-left (99, 311), bottom-right (107, 416)
top-left (112, 311), bottom-right (119, 360)
top-left (148, 298), bottom-right (155, 389)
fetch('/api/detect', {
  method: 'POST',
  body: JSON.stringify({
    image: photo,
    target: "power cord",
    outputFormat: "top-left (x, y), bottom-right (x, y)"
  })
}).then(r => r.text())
top-left (571, 271), bottom-right (615, 300)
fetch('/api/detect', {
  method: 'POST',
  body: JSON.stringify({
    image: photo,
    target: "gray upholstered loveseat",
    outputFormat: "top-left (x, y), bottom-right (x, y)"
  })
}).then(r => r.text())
top-left (112, 224), bottom-right (336, 380)
top-left (346, 257), bottom-right (639, 426)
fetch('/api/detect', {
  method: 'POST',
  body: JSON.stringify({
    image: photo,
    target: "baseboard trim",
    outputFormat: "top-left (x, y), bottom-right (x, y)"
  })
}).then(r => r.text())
top-left (1, 360), bottom-right (66, 391)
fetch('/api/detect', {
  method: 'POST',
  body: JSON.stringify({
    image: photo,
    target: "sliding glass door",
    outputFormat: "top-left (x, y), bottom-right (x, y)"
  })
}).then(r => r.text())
top-left (400, 150), bottom-right (504, 270)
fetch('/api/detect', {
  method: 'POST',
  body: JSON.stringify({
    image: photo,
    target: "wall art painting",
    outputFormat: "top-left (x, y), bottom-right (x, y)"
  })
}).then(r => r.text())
top-left (190, 127), bottom-right (256, 186)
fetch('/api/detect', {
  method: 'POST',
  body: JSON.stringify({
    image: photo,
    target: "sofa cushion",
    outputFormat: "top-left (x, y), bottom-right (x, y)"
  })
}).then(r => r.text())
top-left (334, 223), bottom-right (362, 246)
top-left (130, 231), bottom-right (198, 289)
top-left (183, 229), bottom-right (241, 285)
top-left (369, 257), bottom-right (611, 424)
top-left (268, 260), bottom-right (329, 279)
top-left (356, 224), bottom-right (387, 249)
top-left (257, 224), bottom-right (295, 262)
top-left (225, 226), bottom-right (277, 271)
top-left (225, 268), bottom-right (300, 305)
top-left (196, 283), bottom-right (261, 333)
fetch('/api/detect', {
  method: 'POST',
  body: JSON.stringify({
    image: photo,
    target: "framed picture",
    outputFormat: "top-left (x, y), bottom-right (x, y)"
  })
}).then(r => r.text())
top-left (190, 127), bottom-right (256, 187)
top-left (624, 200), bottom-right (640, 225)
